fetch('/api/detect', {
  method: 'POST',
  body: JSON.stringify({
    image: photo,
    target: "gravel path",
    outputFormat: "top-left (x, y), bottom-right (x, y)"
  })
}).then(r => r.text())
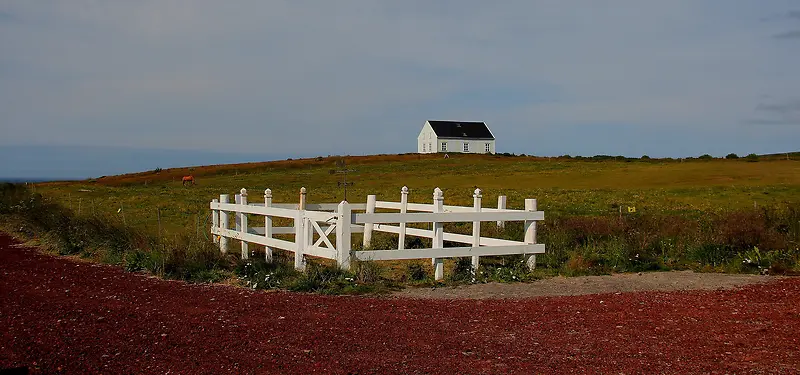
top-left (394, 271), bottom-right (775, 299)
top-left (1, 234), bottom-right (799, 374)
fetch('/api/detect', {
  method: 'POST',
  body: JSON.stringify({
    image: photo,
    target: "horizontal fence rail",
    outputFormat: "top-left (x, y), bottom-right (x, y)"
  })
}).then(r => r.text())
top-left (210, 186), bottom-right (545, 280)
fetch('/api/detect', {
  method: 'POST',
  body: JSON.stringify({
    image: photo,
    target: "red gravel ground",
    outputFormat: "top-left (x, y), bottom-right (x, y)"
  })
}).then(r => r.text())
top-left (2, 234), bottom-right (799, 374)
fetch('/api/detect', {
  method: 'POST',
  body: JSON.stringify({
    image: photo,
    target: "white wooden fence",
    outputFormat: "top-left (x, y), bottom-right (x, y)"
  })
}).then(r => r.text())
top-left (210, 186), bottom-right (545, 280)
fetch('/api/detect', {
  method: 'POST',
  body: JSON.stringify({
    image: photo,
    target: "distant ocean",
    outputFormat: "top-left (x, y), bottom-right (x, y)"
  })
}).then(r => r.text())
top-left (0, 177), bottom-right (73, 183)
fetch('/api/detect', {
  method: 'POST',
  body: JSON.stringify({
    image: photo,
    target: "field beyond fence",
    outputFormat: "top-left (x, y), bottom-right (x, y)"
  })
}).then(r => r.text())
top-left (2, 153), bottom-right (799, 292)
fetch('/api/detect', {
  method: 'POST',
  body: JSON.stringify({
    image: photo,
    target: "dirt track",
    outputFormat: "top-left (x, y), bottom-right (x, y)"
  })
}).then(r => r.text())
top-left (1, 234), bottom-right (799, 374)
top-left (394, 271), bottom-right (775, 299)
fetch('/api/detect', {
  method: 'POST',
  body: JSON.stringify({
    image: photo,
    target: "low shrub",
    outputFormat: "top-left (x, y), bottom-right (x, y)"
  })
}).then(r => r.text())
top-left (447, 257), bottom-right (474, 283)
top-left (406, 263), bottom-right (428, 281)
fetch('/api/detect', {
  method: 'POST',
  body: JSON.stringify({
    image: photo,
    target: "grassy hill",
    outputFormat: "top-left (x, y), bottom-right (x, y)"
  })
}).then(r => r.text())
top-left (5, 152), bottom-right (798, 290)
top-left (37, 153), bottom-right (800, 233)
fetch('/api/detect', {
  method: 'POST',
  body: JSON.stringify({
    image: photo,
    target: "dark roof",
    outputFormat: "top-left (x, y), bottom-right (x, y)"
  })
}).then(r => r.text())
top-left (427, 121), bottom-right (494, 139)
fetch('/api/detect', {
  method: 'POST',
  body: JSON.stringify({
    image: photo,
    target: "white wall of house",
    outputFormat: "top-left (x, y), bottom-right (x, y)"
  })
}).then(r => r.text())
top-left (437, 139), bottom-right (495, 154)
top-left (417, 122), bottom-right (437, 154)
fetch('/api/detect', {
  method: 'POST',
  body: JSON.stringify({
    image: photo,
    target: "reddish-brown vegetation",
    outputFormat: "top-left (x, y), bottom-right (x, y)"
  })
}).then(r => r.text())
top-left (2, 234), bottom-right (799, 374)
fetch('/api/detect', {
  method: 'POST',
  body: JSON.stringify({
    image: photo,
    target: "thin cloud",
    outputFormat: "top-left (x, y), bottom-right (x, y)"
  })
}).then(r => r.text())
top-left (744, 119), bottom-right (800, 126)
top-left (747, 99), bottom-right (800, 125)
top-left (774, 30), bottom-right (800, 39)
top-left (756, 100), bottom-right (800, 114)
top-left (0, 11), bottom-right (15, 22)
top-left (762, 10), bottom-right (800, 21)
top-left (766, 10), bottom-right (800, 39)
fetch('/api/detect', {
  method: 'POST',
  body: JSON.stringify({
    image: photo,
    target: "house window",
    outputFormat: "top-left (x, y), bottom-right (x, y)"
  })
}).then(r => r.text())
top-left (441, 142), bottom-right (447, 152)
top-left (485, 143), bottom-right (491, 153)
top-left (463, 142), bottom-right (469, 152)
top-left (422, 143), bottom-right (426, 152)
top-left (429, 143), bottom-right (432, 152)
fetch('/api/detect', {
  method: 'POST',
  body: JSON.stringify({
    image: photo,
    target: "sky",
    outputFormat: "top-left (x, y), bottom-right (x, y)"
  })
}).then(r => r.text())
top-left (1, 1), bottom-right (799, 179)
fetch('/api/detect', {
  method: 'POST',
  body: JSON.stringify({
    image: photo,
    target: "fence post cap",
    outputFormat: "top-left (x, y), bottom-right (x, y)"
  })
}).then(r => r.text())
top-left (240, 188), bottom-right (247, 196)
top-left (300, 187), bottom-right (307, 194)
top-left (433, 187), bottom-right (443, 199)
top-left (264, 188), bottom-right (272, 198)
top-left (401, 186), bottom-right (409, 194)
top-left (474, 188), bottom-right (482, 197)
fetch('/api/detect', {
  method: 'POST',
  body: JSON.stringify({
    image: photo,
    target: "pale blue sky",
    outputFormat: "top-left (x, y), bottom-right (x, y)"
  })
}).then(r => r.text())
top-left (1, 1), bottom-right (799, 178)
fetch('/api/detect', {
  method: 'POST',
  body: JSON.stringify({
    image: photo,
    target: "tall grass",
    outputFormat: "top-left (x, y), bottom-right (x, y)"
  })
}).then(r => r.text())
top-left (1, 183), bottom-right (232, 283)
top-left (0, 183), bottom-right (399, 293)
top-left (2, 181), bottom-right (799, 295)
top-left (537, 206), bottom-right (800, 274)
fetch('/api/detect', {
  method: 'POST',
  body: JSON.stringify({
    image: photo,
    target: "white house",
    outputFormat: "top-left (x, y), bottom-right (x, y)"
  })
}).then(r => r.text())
top-left (417, 120), bottom-right (496, 154)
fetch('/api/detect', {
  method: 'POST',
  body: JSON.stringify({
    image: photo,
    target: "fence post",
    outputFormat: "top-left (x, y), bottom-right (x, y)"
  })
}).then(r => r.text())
top-left (336, 200), bottom-right (352, 270)
top-left (294, 187), bottom-right (307, 271)
top-left (212, 198), bottom-right (219, 244)
top-left (219, 194), bottom-right (229, 253)
top-left (432, 187), bottom-right (444, 281)
top-left (398, 186), bottom-right (409, 250)
top-left (497, 195), bottom-right (507, 228)
top-left (264, 188), bottom-right (273, 263)
top-left (305, 190), bottom-right (314, 254)
top-left (524, 199), bottom-right (538, 270)
top-left (363, 194), bottom-right (377, 249)
top-left (472, 188), bottom-right (482, 274)
top-left (235, 194), bottom-right (242, 232)
top-left (240, 188), bottom-right (249, 259)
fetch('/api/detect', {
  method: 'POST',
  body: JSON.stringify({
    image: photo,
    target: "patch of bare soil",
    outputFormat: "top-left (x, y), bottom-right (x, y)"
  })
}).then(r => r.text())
top-left (393, 271), bottom-right (777, 299)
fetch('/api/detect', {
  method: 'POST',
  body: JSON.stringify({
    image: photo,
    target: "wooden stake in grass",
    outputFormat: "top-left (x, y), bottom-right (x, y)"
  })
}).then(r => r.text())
top-left (264, 188), bottom-right (273, 263)
top-left (294, 187), bottom-right (307, 271)
top-left (212, 199), bottom-right (219, 244)
top-left (432, 187), bottom-right (444, 281)
top-left (363, 194), bottom-right (376, 248)
top-left (219, 194), bottom-right (229, 253)
top-left (240, 188), bottom-right (249, 260)
top-left (497, 195), bottom-right (507, 228)
top-left (472, 188), bottom-right (482, 273)
top-left (398, 186), bottom-right (409, 250)
top-left (524, 199), bottom-right (538, 271)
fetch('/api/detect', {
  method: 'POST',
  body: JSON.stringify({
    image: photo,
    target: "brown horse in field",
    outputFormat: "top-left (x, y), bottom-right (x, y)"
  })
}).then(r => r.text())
top-left (182, 175), bottom-right (195, 186)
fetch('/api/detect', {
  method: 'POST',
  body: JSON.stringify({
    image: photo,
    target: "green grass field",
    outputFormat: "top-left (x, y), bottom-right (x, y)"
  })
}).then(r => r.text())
top-left (36, 154), bottom-right (800, 236)
top-left (4, 153), bottom-right (796, 290)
